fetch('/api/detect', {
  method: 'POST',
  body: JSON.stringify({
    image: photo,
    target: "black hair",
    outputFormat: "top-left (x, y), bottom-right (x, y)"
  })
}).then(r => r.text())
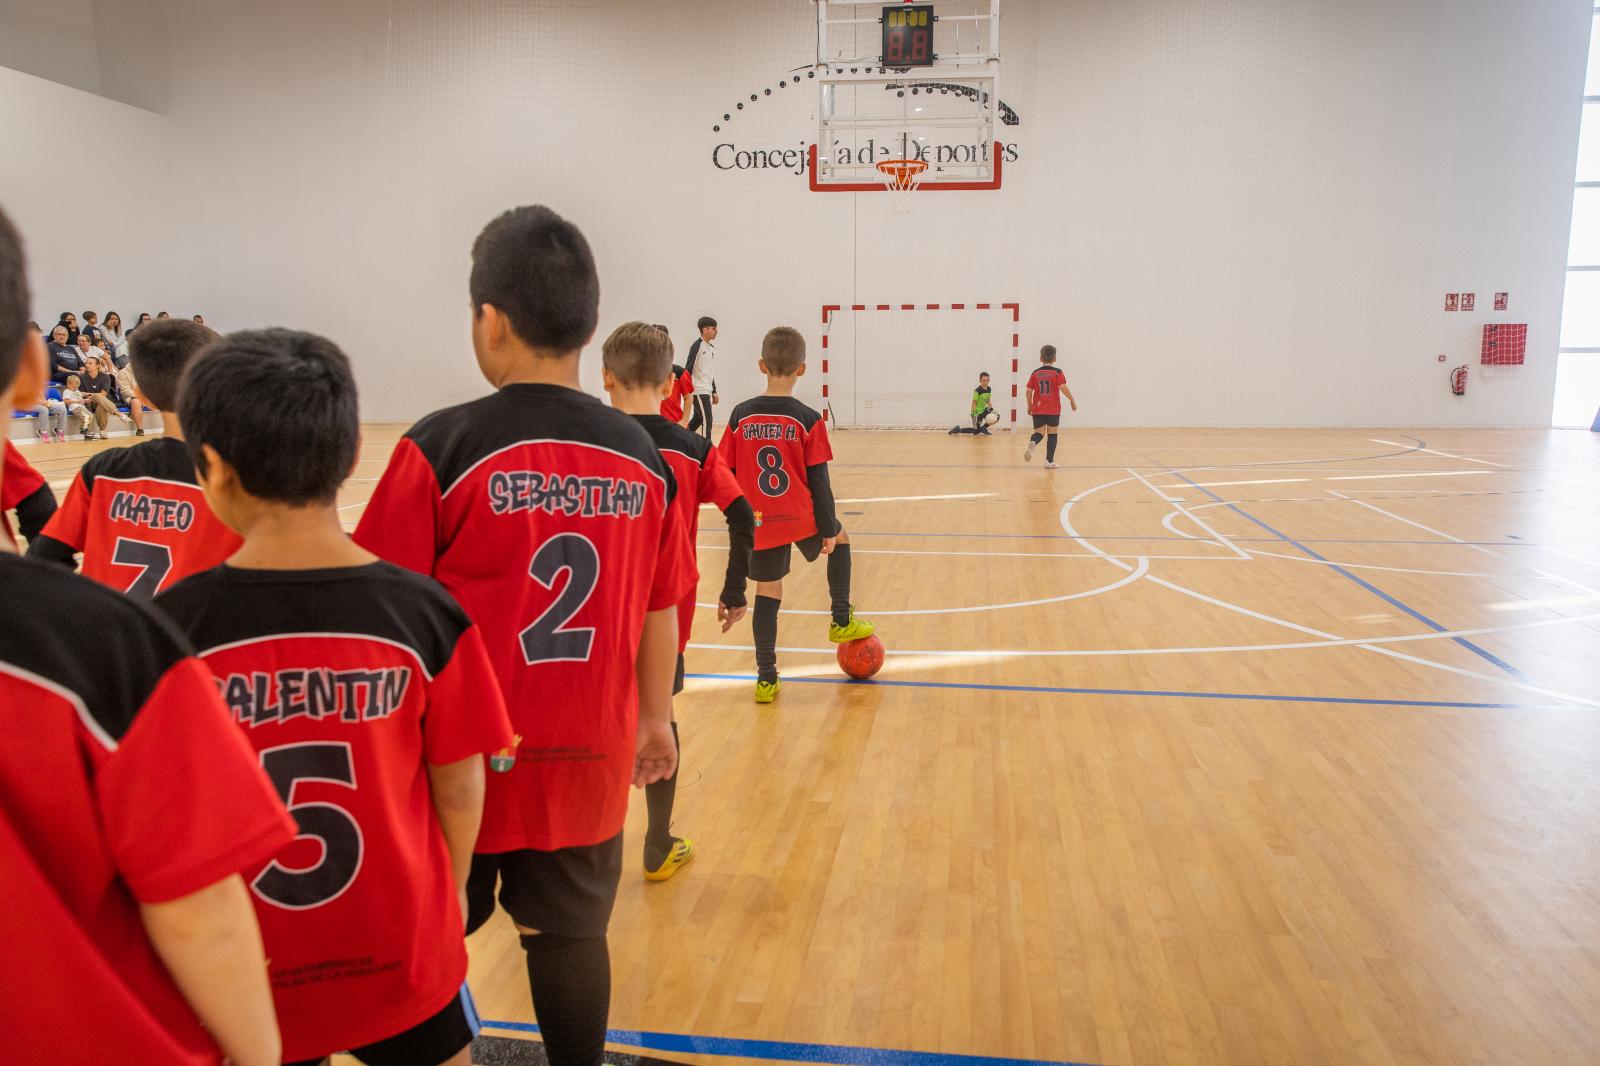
top-left (602, 320), bottom-right (674, 388)
top-left (0, 207), bottom-right (29, 391)
top-left (979, 370), bottom-right (990, 377)
top-left (129, 319), bottom-right (219, 411)
top-left (179, 328), bottom-right (359, 506)
top-left (697, 316), bottom-right (717, 331)
top-left (761, 326), bottom-right (806, 375)
top-left (104, 311), bottom-right (120, 329)
top-left (470, 205), bottom-right (598, 353)
top-left (156, 311), bottom-right (169, 318)
top-left (1040, 344), bottom-right (1057, 363)
top-left (651, 323), bottom-right (669, 335)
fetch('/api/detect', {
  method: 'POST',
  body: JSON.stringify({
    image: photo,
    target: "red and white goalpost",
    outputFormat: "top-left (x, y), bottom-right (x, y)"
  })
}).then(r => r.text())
top-left (819, 301), bottom-right (1020, 429)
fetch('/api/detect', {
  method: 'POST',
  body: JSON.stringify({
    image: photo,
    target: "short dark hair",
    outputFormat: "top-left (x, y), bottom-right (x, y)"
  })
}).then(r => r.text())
top-left (602, 320), bottom-right (674, 388)
top-left (979, 370), bottom-right (990, 378)
top-left (129, 319), bottom-right (219, 411)
top-left (180, 328), bottom-right (359, 506)
top-left (470, 205), bottom-right (598, 353)
top-left (697, 316), bottom-right (717, 331)
top-left (0, 206), bottom-right (29, 391)
top-left (761, 326), bottom-right (806, 376)
top-left (1040, 345), bottom-right (1057, 363)
top-left (651, 323), bottom-right (669, 335)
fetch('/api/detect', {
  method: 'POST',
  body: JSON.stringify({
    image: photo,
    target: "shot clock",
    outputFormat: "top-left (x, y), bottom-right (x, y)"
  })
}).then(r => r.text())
top-left (883, 4), bottom-right (935, 67)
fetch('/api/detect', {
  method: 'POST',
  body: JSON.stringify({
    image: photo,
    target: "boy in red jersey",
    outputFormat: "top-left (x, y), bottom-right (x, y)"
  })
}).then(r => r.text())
top-left (29, 320), bottom-right (243, 594)
top-left (719, 326), bottom-right (874, 704)
top-left (355, 206), bottom-right (693, 1066)
top-left (1023, 344), bottom-right (1076, 470)
top-left (654, 325), bottom-right (695, 425)
top-left (0, 207), bottom-right (294, 1065)
top-left (155, 328), bottom-right (514, 1066)
top-left (2, 437), bottom-right (56, 547)
top-left (602, 320), bottom-right (754, 880)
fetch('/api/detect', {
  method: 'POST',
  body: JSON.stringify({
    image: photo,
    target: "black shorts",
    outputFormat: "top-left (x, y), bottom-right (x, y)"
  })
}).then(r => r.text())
top-left (749, 533), bottom-right (826, 583)
top-left (283, 983), bottom-right (479, 1066)
top-left (1031, 414), bottom-right (1061, 429)
top-left (468, 833), bottom-right (623, 938)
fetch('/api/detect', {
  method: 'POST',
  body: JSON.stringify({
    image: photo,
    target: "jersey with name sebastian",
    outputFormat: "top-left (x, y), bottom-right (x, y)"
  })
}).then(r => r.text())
top-left (30, 436), bottom-right (241, 596)
top-left (1027, 365), bottom-right (1068, 416)
top-left (154, 561), bottom-right (513, 1062)
top-left (635, 414), bottom-right (744, 652)
top-left (353, 383), bottom-right (696, 851)
top-left (719, 395), bottom-right (833, 550)
top-left (3, 439), bottom-right (48, 546)
top-left (0, 552), bottom-right (294, 1065)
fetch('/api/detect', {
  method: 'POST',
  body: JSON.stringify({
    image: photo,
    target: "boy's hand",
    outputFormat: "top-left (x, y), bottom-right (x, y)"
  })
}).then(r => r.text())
top-left (712, 393), bottom-right (720, 405)
top-left (717, 601), bottom-right (747, 631)
top-left (820, 536), bottom-right (837, 556)
top-left (1071, 401), bottom-right (1078, 412)
top-left (633, 718), bottom-right (678, 787)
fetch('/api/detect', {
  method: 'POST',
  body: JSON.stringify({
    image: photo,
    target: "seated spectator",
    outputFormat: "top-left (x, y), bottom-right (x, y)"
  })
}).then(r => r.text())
top-left (128, 311), bottom-right (153, 335)
top-left (24, 393), bottom-right (69, 443)
top-left (76, 355), bottom-right (135, 437)
top-left (192, 313), bottom-right (204, 324)
top-left (156, 311), bottom-right (170, 320)
top-left (56, 311), bottom-right (79, 344)
top-left (59, 375), bottom-right (95, 439)
top-left (47, 324), bottom-right (81, 383)
top-left (81, 310), bottom-right (102, 344)
top-left (100, 310), bottom-right (127, 364)
top-left (113, 358), bottom-right (144, 435)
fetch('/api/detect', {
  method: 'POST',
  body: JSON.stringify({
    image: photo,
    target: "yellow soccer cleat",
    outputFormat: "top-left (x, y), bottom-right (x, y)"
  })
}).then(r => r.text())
top-left (644, 838), bottom-right (695, 882)
top-left (755, 678), bottom-right (783, 704)
top-left (828, 608), bottom-right (876, 644)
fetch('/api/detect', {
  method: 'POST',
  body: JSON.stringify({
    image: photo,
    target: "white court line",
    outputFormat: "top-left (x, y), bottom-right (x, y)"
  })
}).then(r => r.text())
top-left (1171, 477), bottom-right (1312, 488)
top-left (697, 491), bottom-right (995, 511)
top-left (1126, 467), bottom-right (1250, 560)
top-left (1325, 470), bottom-right (1492, 482)
top-left (1369, 438), bottom-right (1508, 467)
top-left (695, 543), bottom-right (1231, 562)
top-left (338, 501), bottom-right (369, 512)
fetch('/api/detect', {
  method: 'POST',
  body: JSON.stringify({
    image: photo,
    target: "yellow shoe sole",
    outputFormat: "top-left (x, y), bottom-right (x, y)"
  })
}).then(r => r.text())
top-left (644, 838), bottom-right (695, 882)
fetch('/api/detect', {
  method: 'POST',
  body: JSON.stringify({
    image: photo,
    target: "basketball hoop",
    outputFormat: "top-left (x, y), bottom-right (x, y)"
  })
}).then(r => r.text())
top-left (877, 158), bottom-right (928, 213)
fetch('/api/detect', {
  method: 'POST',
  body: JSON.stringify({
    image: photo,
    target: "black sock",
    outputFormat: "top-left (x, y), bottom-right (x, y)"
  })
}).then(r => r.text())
top-left (521, 933), bottom-right (610, 1066)
top-left (1046, 434), bottom-right (1059, 462)
top-left (463, 853), bottom-right (500, 935)
top-left (827, 544), bottom-right (853, 627)
top-left (753, 594), bottom-right (781, 683)
top-left (1029, 432), bottom-right (1043, 445)
top-left (644, 722), bottom-right (680, 867)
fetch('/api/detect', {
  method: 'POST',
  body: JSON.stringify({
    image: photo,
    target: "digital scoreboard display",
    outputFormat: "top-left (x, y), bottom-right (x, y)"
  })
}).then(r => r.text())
top-left (882, 4), bottom-right (935, 67)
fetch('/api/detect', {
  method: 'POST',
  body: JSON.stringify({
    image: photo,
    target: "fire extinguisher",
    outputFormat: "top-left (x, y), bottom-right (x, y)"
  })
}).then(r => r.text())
top-left (1451, 365), bottom-right (1468, 396)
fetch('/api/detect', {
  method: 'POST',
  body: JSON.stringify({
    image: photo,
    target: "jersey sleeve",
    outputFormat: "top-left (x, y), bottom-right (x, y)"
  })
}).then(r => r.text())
top-left (717, 420), bottom-right (740, 473)
top-left (2, 441), bottom-right (46, 509)
top-left (36, 472), bottom-right (91, 553)
top-left (697, 446), bottom-right (744, 510)
top-left (99, 657), bottom-right (296, 903)
top-left (354, 437), bottom-right (444, 576)
top-left (803, 417), bottom-right (834, 465)
top-left (423, 623), bottom-right (515, 766)
top-left (649, 479), bottom-right (698, 613)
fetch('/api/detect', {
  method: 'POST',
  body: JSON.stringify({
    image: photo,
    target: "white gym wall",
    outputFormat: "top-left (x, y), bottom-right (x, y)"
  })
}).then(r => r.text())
top-left (2, 0), bottom-right (1590, 426)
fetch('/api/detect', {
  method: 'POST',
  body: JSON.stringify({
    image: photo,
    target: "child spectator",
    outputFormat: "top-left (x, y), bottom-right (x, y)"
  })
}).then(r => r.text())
top-left (59, 374), bottom-right (96, 438)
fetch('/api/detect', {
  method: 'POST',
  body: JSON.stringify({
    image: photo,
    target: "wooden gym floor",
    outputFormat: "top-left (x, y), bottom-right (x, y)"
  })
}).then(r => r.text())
top-left (15, 425), bottom-right (1600, 1066)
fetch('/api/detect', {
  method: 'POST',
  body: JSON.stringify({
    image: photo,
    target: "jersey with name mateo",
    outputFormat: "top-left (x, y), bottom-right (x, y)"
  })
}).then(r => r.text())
top-left (1028, 365), bottom-right (1068, 416)
top-left (719, 395), bottom-right (832, 551)
top-left (354, 383), bottom-right (695, 851)
top-left (154, 561), bottom-right (512, 1062)
top-left (33, 436), bottom-right (241, 596)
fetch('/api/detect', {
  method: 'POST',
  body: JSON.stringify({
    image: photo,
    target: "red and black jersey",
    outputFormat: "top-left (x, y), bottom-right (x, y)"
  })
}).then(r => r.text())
top-left (634, 414), bottom-right (750, 652)
top-left (354, 383), bottom-right (696, 851)
top-left (29, 436), bottom-right (240, 596)
top-left (719, 395), bottom-right (835, 551)
top-left (0, 552), bottom-right (295, 1065)
top-left (3, 440), bottom-right (54, 546)
top-left (1027, 366), bottom-right (1068, 416)
top-left (154, 562), bottom-right (513, 1061)
top-left (660, 366), bottom-right (694, 423)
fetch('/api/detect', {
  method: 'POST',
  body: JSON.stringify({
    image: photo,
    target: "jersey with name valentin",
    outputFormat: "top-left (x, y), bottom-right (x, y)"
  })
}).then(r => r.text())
top-left (31, 436), bottom-right (241, 596)
top-left (635, 414), bottom-right (744, 652)
top-left (1027, 366), bottom-right (1067, 416)
top-left (153, 561), bottom-right (513, 1062)
top-left (719, 395), bottom-right (832, 551)
top-left (354, 383), bottom-right (695, 851)
top-left (0, 552), bottom-right (294, 1065)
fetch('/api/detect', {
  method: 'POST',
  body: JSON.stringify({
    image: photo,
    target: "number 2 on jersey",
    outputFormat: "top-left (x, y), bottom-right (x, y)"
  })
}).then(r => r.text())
top-left (252, 742), bottom-right (362, 910)
top-left (520, 533), bottom-right (600, 665)
top-left (756, 445), bottom-right (790, 497)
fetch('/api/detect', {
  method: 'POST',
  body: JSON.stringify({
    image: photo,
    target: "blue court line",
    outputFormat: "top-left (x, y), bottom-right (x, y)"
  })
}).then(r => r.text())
top-left (684, 673), bottom-right (1542, 711)
top-left (481, 1020), bottom-right (1100, 1066)
top-left (1166, 472), bottom-right (1530, 682)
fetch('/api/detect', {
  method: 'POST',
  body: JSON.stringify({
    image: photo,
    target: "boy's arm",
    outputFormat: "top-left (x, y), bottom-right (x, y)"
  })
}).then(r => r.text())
top-left (426, 755), bottom-right (485, 912)
top-left (12, 481), bottom-right (57, 544)
top-left (1061, 379), bottom-right (1077, 411)
top-left (718, 496), bottom-right (754, 629)
top-left (27, 472), bottom-right (89, 568)
top-left (633, 606), bottom-right (678, 786)
top-left (139, 875), bottom-right (282, 1066)
top-left (806, 461), bottom-right (841, 548)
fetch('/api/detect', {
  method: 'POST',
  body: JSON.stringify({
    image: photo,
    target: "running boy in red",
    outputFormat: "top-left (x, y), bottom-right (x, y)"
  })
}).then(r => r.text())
top-left (0, 204), bottom-right (293, 1066)
top-left (2, 437), bottom-right (55, 547)
top-left (602, 321), bottom-right (754, 880)
top-left (718, 326), bottom-right (874, 703)
top-left (155, 329), bottom-right (513, 1066)
top-left (29, 320), bottom-right (242, 594)
top-left (1024, 344), bottom-right (1077, 470)
top-left (355, 206), bottom-right (693, 1066)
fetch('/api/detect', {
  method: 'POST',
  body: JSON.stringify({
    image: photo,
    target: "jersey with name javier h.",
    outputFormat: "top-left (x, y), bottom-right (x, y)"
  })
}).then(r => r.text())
top-left (31, 436), bottom-right (241, 596)
top-left (719, 395), bottom-right (832, 551)
top-left (0, 552), bottom-right (294, 1066)
top-left (353, 383), bottom-right (696, 851)
top-left (1027, 366), bottom-right (1067, 416)
top-left (635, 414), bottom-right (744, 651)
top-left (154, 561), bottom-right (513, 1063)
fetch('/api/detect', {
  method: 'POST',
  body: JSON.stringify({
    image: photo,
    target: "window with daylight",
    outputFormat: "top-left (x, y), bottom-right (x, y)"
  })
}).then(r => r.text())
top-left (1554, 6), bottom-right (1600, 427)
